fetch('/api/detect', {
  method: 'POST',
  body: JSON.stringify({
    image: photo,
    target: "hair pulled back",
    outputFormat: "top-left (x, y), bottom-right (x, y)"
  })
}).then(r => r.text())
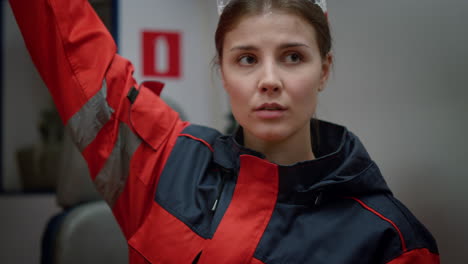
top-left (215, 0), bottom-right (332, 62)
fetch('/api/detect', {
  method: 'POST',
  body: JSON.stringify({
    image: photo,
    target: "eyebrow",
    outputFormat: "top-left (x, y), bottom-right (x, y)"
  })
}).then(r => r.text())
top-left (229, 42), bottom-right (310, 52)
top-left (229, 45), bottom-right (258, 52)
top-left (279, 42), bottom-right (311, 49)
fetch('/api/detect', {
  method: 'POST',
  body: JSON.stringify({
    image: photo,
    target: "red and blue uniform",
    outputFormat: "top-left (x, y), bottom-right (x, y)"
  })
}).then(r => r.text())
top-left (9, 0), bottom-right (439, 263)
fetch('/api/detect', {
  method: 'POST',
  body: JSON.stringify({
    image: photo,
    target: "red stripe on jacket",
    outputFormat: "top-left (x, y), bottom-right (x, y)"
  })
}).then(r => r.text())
top-left (386, 248), bottom-right (440, 264)
top-left (347, 197), bottom-right (407, 252)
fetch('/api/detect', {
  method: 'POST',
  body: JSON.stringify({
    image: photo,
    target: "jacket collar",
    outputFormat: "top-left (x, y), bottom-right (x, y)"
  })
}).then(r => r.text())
top-left (213, 120), bottom-right (392, 206)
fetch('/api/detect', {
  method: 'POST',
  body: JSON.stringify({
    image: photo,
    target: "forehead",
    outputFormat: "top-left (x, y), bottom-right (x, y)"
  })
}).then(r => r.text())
top-left (224, 11), bottom-right (318, 48)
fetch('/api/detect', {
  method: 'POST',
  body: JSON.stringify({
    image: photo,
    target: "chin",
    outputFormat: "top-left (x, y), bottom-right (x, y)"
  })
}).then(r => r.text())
top-left (246, 124), bottom-right (292, 143)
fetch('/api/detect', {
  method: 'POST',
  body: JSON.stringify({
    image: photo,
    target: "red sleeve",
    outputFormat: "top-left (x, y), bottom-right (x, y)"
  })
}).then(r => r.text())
top-left (386, 248), bottom-right (440, 264)
top-left (9, 0), bottom-right (115, 122)
top-left (9, 0), bottom-right (186, 239)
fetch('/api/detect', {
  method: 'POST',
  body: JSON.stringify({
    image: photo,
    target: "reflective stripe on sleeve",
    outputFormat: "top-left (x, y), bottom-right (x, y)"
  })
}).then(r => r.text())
top-left (94, 122), bottom-right (142, 206)
top-left (65, 80), bottom-right (115, 151)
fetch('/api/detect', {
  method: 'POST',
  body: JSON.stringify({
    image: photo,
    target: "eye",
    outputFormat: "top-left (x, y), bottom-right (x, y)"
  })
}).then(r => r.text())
top-left (283, 52), bottom-right (303, 64)
top-left (238, 55), bottom-right (257, 66)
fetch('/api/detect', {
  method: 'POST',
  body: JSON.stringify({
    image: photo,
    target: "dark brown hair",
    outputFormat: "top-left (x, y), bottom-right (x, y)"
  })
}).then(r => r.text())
top-left (214, 0), bottom-right (332, 62)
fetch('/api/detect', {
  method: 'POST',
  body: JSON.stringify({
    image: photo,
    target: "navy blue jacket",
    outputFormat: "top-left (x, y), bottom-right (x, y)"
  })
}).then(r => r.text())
top-left (128, 120), bottom-right (439, 264)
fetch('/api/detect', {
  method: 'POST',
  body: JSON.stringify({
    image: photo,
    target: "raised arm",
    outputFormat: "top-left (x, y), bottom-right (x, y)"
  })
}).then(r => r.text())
top-left (9, 0), bottom-right (116, 121)
top-left (9, 0), bottom-right (187, 240)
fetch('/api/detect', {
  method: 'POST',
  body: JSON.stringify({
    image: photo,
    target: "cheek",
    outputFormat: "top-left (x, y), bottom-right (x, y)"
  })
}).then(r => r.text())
top-left (290, 76), bottom-right (320, 104)
top-left (223, 68), bottom-right (252, 103)
top-left (224, 82), bottom-right (241, 106)
top-left (285, 78), bottom-right (320, 121)
top-left (223, 78), bottom-right (248, 117)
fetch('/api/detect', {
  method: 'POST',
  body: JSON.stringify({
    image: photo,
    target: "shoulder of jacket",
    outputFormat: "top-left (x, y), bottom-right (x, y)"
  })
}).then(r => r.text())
top-left (177, 124), bottom-right (222, 151)
top-left (347, 194), bottom-right (439, 263)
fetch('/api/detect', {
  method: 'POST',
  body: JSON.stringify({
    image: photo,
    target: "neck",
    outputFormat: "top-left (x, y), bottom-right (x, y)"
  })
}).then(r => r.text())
top-left (243, 123), bottom-right (315, 165)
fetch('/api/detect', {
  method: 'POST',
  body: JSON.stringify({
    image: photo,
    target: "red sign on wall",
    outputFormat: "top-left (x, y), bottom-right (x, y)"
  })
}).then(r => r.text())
top-left (142, 31), bottom-right (182, 78)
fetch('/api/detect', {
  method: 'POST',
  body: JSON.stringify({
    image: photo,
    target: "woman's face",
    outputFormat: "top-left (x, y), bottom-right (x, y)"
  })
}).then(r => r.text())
top-left (221, 11), bottom-right (332, 143)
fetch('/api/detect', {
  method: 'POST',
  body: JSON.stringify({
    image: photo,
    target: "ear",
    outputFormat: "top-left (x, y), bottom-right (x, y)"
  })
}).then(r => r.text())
top-left (318, 52), bottom-right (333, 92)
top-left (218, 62), bottom-right (227, 89)
top-left (219, 67), bottom-right (226, 88)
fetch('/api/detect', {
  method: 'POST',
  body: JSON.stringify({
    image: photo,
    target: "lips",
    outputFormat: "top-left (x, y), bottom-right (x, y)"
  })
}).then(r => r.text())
top-left (255, 102), bottom-right (287, 111)
top-left (254, 103), bottom-right (288, 119)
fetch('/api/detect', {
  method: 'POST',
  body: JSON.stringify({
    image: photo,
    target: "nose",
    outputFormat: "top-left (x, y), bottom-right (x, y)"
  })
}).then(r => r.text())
top-left (258, 61), bottom-right (282, 94)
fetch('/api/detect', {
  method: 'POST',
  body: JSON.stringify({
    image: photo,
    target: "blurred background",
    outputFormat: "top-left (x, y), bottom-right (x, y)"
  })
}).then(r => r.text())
top-left (1, 0), bottom-right (467, 263)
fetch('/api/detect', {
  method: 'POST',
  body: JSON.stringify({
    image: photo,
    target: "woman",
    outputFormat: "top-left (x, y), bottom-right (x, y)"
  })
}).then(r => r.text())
top-left (10, 0), bottom-right (439, 263)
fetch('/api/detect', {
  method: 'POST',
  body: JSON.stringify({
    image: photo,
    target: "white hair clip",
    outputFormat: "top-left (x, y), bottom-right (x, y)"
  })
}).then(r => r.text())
top-left (315, 0), bottom-right (327, 13)
top-left (217, 0), bottom-right (327, 15)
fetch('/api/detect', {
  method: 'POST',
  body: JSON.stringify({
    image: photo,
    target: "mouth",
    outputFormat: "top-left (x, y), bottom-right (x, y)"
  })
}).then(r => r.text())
top-left (254, 102), bottom-right (288, 111)
top-left (253, 103), bottom-right (288, 119)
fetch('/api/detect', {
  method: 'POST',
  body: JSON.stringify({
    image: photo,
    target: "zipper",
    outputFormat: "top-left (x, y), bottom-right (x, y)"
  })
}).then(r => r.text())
top-left (211, 168), bottom-right (228, 212)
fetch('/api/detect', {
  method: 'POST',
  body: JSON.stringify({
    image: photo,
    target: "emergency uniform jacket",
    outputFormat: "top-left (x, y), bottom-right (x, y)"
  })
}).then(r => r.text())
top-left (10, 0), bottom-right (440, 263)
